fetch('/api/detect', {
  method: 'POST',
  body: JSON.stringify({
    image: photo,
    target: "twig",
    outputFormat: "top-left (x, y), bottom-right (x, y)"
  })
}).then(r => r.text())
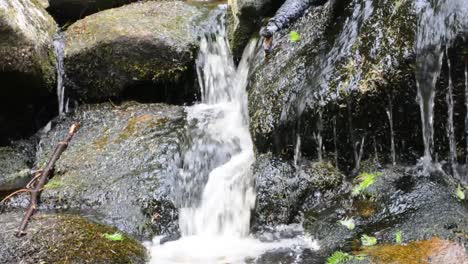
top-left (15, 123), bottom-right (79, 237)
top-left (0, 189), bottom-right (30, 204)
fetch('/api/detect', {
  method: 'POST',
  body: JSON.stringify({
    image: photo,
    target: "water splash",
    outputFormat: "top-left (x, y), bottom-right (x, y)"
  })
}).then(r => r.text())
top-left (414, 0), bottom-right (468, 169)
top-left (53, 32), bottom-right (67, 116)
top-left (150, 8), bottom-right (318, 262)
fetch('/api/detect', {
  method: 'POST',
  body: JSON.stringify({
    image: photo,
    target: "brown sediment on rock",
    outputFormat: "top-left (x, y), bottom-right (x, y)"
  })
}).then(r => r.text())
top-left (357, 237), bottom-right (467, 264)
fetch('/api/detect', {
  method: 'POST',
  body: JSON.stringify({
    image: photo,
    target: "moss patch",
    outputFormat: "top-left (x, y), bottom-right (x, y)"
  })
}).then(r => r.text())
top-left (34, 214), bottom-right (147, 263)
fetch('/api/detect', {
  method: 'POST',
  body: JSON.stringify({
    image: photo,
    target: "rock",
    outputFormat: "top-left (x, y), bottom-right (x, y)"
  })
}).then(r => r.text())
top-left (6, 102), bottom-right (185, 239)
top-left (64, 1), bottom-right (209, 103)
top-left (228, 0), bottom-right (283, 58)
top-left (252, 153), bottom-right (346, 229)
top-left (248, 0), bottom-right (334, 155)
top-left (0, 140), bottom-right (35, 192)
top-left (0, 212), bottom-right (147, 263)
top-left (0, 0), bottom-right (57, 87)
top-left (303, 165), bottom-right (468, 259)
top-left (249, 0), bottom-right (468, 167)
top-left (0, 0), bottom-right (58, 143)
top-left (47, 0), bottom-right (138, 25)
top-left (247, 0), bottom-right (421, 162)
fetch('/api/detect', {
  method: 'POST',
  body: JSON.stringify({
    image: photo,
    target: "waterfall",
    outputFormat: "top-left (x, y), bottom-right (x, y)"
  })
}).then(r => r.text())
top-left (386, 94), bottom-right (396, 166)
top-left (177, 16), bottom-right (257, 238)
top-left (294, 134), bottom-right (302, 169)
top-left (414, 0), bottom-right (468, 169)
top-left (314, 110), bottom-right (323, 163)
top-left (445, 50), bottom-right (457, 173)
top-left (149, 8), bottom-right (317, 263)
top-left (53, 32), bottom-right (67, 116)
top-left (465, 60), bottom-right (468, 165)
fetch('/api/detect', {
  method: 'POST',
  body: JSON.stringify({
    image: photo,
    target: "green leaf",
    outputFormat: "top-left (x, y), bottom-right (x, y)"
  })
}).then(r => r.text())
top-left (326, 251), bottom-right (352, 264)
top-left (352, 172), bottom-right (382, 196)
top-left (456, 184), bottom-right (465, 200)
top-left (289, 31), bottom-right (300, 42)
top-left (395, 230), bottom-right (402, 244)
top-left (339, 217), bottom-right (355, 230)
top-left (103, 232), bottom-right (124, 241)
top-left (361, 234), bottom-right (377, 247)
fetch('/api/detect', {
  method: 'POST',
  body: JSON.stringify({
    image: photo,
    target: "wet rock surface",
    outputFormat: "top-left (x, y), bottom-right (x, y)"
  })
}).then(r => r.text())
top-left (0, 140), bottom-right (35, 192)
top-left (252, 153), bottom-right (346, 228)
top-left (305, 166), bottom-right (468, 261)
top-left (0, 211), bottom-right (147, 264)
top-left (64, 1), bottom-right (209, 103)
top-left (250, 165), bottom-right (467, 263)
top-left (247, 0), bottom-right (423, 163)
top-left (5, 102), bottom-right (186, 239)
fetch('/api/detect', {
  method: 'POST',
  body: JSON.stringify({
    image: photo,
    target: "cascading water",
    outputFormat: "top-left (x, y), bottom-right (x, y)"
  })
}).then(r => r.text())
top-left (445, 50), bottom-right (457, 174)
top-left (53, 32), bottom-right (67, 116)
top-left (149, 8), bottom-right (317, 263)
top-left (414, 0), bottom-right (468, 169)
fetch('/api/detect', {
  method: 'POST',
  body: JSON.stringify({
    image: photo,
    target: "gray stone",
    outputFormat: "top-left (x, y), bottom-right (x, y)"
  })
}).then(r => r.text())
top-left (64, 1), bottom-right (210, 102)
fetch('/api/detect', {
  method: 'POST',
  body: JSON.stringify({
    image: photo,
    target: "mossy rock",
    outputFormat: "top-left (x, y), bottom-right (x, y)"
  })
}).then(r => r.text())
top-left (0, 0), bottom-right (57, 91)
top-left (0, 212), bottom-right (147, 263)
top-left (8, 102), bottom-right (185, 239)
top-left (248, 0), bottom-right (417, 156)
top-left (64, 1), bottom-right (210, 102)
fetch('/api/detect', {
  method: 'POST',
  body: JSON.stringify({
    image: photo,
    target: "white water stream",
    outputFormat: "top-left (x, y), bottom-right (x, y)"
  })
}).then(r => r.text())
top-left (414, 0), bottom-right (468, 169)
top-left (149, 10), bottom-right (318, 263)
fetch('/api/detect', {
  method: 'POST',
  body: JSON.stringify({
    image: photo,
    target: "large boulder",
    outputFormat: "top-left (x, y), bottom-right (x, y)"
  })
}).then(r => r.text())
top-left (64, 1), bottom-right (210, 103)
top-left (0, 212), bottom-right (147, 263)
top-left (5, 102), bottom-right (185, 239)
top-left (249, 0), bottom-right (468, 168)
top-left (0, 0), bottom-right (57, 87)
top-left (0, 0), bottom-right (58, 143)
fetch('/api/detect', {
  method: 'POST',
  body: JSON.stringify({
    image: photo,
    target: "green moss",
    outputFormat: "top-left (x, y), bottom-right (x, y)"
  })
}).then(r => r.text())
top-left (34, 214), bottom-right (147, 263)
top-left (116, 114), bottom-right (168, 142)
top-left (44, 179), bottom-right (64, 189)
top-left (326, 251), bottom-right (353, 264)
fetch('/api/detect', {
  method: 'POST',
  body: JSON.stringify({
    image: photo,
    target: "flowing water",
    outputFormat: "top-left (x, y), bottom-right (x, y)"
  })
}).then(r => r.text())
top-left (445, 51), bottom-right (457, 174)
top-left (414, 0), bottom-right (468, 169)
top-left (294, 0), bottom-right (374, 117)
top-left (466, 60), bottom-right (468, 165)
top-left (53, 32), bottom-right (67, 116)
top-left (149, 9), bottom-right (317, 263)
